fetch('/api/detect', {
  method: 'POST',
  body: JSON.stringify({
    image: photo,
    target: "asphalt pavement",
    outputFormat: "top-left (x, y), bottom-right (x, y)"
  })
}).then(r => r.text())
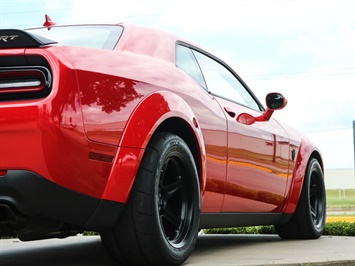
top-left (0, 234), bottom-right (354, 265)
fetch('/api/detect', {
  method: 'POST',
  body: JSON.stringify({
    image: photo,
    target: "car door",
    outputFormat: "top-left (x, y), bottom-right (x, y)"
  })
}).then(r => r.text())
top-left (175, 44), bottom-right (228, 213)
top-left (192, 50), bottom-right (291, 213)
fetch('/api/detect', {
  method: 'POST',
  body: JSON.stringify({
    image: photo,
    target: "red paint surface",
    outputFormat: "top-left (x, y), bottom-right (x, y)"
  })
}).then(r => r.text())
top-left (0, 24), bottom-right (322, 216)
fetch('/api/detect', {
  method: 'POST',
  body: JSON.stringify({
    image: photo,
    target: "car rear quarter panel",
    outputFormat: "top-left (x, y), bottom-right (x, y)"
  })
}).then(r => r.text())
top-left (0, 47), bottom-right (116, 199)
top-left (57, 44), bottom-right (177, 146)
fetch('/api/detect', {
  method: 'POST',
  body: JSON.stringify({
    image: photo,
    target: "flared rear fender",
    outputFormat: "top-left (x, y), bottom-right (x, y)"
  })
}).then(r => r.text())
top-left (101, 91), bottom-right (206, 203)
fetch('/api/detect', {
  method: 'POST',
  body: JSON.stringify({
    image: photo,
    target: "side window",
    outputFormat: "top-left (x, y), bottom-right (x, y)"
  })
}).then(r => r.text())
top-left (175, 45), bottom-right (207, 89)
top-left (193, 50), bottom-right (261, 111)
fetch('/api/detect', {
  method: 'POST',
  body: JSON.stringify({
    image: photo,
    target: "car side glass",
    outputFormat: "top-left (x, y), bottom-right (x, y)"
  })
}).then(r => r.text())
top-left (27, 25), bottom-right (124, 50)
top-left (192, 50), bottom-right (260, 111)
top-left (175, 45), bottom-right (207, 90)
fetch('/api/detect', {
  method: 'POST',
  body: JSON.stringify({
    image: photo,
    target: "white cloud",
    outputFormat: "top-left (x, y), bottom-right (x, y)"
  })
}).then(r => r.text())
top-left (155, 0), bottom-right (355, 35)
top-left (65, 0), bottom-right (166, 24)
top-left (307, 128), bottom-right (354, 169)
top-left (279, 27), bottom-right (355, 66)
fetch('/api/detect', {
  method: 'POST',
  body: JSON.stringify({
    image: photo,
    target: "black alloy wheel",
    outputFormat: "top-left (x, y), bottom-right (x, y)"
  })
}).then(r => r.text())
top-left (276, 158), bottom-right (326, 239)
top-left (158, 155), bottom-right (195, 248)
top-left (101, 132), bottom-right (200, 265)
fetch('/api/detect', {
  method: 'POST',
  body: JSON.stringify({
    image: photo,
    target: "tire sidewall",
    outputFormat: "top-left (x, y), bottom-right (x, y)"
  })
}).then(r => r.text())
top-left (153, 136), bottom-right (200, 261)
top-left (303, 159), bottom-right (326, 237)
top-left (131, 133), bottom-right (200, 264)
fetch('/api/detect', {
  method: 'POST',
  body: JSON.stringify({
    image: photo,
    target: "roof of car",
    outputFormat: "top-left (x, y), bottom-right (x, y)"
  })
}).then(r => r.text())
top-left (116, 23), bottom-right (179, 63)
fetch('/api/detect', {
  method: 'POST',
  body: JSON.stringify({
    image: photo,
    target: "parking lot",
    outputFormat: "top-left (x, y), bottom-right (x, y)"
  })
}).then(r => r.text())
top-left (0, 234), bottom-right (354, 265)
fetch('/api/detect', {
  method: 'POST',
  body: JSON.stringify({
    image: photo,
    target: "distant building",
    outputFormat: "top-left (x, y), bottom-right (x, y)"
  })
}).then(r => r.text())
top-left (324, 168), bottom-right (354, 189)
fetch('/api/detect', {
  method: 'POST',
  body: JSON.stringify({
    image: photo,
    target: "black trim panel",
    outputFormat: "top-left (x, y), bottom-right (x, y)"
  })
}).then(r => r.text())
top-left (200, 213), bottom-right (292, 229)
top-left (0, 29), bottom-right (57, 49)
top-left (0, 170), bottom-right (124, 231)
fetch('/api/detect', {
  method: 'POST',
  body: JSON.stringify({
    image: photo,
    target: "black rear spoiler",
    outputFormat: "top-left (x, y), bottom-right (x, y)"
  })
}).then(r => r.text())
top-left (0, 29), bottom-right (57, 49)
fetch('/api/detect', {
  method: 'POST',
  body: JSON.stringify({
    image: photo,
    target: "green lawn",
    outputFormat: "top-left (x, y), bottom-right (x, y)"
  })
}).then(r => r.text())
top-left (326, 189), bottom-right (355, 211)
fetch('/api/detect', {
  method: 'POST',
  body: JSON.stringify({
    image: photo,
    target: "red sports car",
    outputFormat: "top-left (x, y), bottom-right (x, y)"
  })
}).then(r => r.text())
top-left (0, 17), bottom-right (326, 265)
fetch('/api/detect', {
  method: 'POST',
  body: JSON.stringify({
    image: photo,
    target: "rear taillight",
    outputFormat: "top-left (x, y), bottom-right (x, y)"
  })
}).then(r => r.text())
top-left (0, 66), bottom-right (52, 100)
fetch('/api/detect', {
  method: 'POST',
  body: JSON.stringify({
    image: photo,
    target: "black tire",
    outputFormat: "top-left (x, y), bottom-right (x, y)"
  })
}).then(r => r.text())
top-left (276, 158), bottom-right (326, 239)
top-left (101, 132), bottom-right (201, 265)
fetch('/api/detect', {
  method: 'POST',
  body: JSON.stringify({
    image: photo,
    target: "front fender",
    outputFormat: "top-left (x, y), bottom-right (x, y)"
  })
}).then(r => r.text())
top-left (282, 137), bottom-right (323, 213)
top-left (101, 91), bottom-right (206, 203)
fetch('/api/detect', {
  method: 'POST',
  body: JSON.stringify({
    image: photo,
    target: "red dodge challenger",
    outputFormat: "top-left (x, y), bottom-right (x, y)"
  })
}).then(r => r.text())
top-left (0, 16), bottom-right (326, 265)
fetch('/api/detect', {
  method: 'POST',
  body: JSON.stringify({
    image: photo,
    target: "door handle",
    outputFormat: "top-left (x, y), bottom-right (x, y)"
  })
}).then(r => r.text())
top-left (223, 107), bottom-right (236, 118)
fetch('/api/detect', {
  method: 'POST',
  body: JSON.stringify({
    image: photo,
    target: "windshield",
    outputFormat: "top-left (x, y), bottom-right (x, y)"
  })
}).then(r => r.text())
top-left (27, 25), bottom-right (123, 50)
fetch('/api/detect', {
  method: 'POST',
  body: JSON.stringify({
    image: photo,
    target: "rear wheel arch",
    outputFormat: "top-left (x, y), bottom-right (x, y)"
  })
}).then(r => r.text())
top-left (101, 91), bottom-right (206, 204)
top-left (156, 117), bottom-right (204, 190)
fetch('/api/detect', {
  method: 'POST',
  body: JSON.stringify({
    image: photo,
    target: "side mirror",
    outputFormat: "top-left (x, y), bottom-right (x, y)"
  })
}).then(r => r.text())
top-left (257, 92), bottom-right (287, 121)
top-left (266, 92), bottom-right (287, 110)
top-left (237, 92), bottom-right (287, 125)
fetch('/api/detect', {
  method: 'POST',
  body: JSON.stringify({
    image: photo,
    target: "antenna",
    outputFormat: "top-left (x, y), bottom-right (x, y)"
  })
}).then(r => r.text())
top-left (43, 14), bottom-right (56, 30)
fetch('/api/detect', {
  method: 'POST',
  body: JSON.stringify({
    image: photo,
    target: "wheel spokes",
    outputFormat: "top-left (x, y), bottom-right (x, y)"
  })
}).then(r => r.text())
top-left (159, 159), bottom-right (184, 214)
top-left (310, 205), bottom-right (317, 221)
top-left (160, 178), bottom-right (183, 203)
top-left (310, 183), bottom-right (317, 198)
top-left (160, 207), bottom-right (182, 230)
top-left (158, 158), bottom-right (189, 242)
top-left (309, 175), bottom-right (322, 224)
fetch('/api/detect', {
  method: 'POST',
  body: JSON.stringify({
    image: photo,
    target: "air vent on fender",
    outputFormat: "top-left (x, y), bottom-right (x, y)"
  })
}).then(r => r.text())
top-left (0, 66), bottom-right (52, 101)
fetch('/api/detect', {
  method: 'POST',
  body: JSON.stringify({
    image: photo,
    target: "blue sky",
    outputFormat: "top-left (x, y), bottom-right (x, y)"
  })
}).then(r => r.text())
top-left (1, 0), bottom-right (355, 169)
